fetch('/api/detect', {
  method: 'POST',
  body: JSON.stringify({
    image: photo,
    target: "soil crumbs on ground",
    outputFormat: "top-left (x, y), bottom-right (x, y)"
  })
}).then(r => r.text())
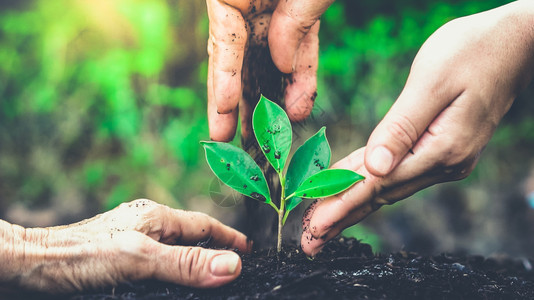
top-left (60, 238), bottom-right (534, 299)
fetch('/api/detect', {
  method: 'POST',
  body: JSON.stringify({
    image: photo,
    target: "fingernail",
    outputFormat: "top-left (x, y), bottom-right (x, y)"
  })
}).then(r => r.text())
top-left (210, 253), bottom-right (239, 276)
top-left (369, 146), bottom-right (394, 175)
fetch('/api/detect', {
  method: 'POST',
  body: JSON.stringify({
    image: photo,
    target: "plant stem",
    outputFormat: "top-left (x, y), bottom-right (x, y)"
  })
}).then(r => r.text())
top-left (282, 209), bottom-right (290, 226)
top-left (268, 201), bottom-right (279, 212)
top-left (277, 174), bottom-right (286, 253)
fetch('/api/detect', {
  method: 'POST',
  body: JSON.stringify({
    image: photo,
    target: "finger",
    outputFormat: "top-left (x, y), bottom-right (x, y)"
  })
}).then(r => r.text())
top-left (269, 0), bottom-right (334, 73)
top-left (301, 148), bottom-right (377, 256)
top-left (307, 158), bottom-right (378, 240)
top-left (302, 88), bottom-right (489, 256)
top-left (300, 146), bottom-right (432, 257)
top-left (364, 63), bottom-right (464, 176)
top-left (302, 201), bottom-right (376, 257)
top-left (301, 199), bottom-right (325, 256)
top-left (149, 241), bottom-right (242, 288)
top-left (303, 111), bottom-right (479, 257)
top-left (376, 95), bottom-right (484, 201)
top-left (206, 0), bottom-right (247, 114)
top-left (304, 138), bottom-right (439, 256)
top-left (284, 21), bottom-right (319, 122)
top-left (161, 208), bottom-right (250, 253)
top-left (208, 38), bottom-right (239, 142)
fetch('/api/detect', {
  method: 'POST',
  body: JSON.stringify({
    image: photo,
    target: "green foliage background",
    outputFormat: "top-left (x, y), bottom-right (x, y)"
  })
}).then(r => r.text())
top-left (1, 0), bottom-right (533, 254)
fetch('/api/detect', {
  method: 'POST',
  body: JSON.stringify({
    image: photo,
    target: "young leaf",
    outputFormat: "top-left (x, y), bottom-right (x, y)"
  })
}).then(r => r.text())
top-left (284, 127), bottom-right (331, 213)
top-left (201, 141), bottom-right (271, 203)
top-left (294, 169), bottom-right (365, 199)
top-left (283, 196), bottom-right (303, 225)
top-left (252, 95), bottom-right (292, 174)
top-left (285, 197), bottom-right (303, 215)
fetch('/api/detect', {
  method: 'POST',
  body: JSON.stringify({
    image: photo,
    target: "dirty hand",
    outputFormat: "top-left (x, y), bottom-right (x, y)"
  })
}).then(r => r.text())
top-left (206, 0), bottom-right (334, 141)
top-left (302, 0), bottom-right (534, 256)
top-left (0, 199), bottom-right (250, 293)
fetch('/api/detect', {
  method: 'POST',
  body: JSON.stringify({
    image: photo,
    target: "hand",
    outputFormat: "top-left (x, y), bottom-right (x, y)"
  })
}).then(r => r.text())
top-left (206, 0), bottom-right (334, 141)
top-left (301, 1), bottom-right (534, 256)
top-left (1, 199), bottom-right (250, 293)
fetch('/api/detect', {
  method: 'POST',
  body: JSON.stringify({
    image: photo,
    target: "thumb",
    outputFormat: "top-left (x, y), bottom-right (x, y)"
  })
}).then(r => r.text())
top-left (364, 81), bottom-right (461, 176)
top-left (150, 242), bottom-right (242, 288)
top-left (269, 0), bottom-right (334, 73)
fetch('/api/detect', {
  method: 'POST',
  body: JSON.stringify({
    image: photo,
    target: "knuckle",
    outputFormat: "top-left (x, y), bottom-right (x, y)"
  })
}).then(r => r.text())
top-left (444, 156), bottom-right (477, 180)
top-left (384, 115), bottom-right (419, 151)
top-left (177, 247), bottom-right (206, 284)
top-left (117, 199), bottom-right (166, 235)
top-left (440, 164), bottom-right (474, 181)
top-left (374, 180), bottom-right (401, 207)
top-left (374, 190), bottom-right (395, 207)
top-left (278, 8), bottom-right (316, 35)
top-left (211, 15), bottom-right (247, 48)
top-left (131, 199), bottom-right (161, 215)
top-left (186, 210), bottom-right (210, 221)
top-left (113, 232), bottom-right (155, 280)
top-left (435, 138), bottom-right (478, 180)
top-left (191, 211), bottom-right (215, 231)
top-left (438, 140), bottom-right (467, 166)
top-left (122, 199), bottom-right (157, 210)
top-left (292, 14), bottom-right (316, 34)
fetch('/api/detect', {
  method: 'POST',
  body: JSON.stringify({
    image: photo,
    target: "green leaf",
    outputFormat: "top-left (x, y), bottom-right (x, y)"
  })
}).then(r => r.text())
top-left (201, 141), bottom-right (271, 203)
top-left (285, 197), bottom-right (303, 214)
top-left (284, 127), bottom-right (331, 213)
top-left (294, 169), bottom-right (365, 199)
top-left (252, 95), bottom-right (292, 174)
top-left (282, 196), bottom-right (303, 226)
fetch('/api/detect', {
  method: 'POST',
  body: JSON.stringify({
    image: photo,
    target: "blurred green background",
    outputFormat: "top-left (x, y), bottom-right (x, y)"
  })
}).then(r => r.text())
top-left (1, 0), bottom-right (533, 256)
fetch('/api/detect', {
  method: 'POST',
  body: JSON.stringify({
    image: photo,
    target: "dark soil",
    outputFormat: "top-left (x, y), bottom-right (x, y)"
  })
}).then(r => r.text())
top-left (59, 237), bottom-right (534, 300)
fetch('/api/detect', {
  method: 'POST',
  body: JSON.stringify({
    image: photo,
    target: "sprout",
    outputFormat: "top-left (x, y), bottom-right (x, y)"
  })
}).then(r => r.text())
top-left (202, 95), bottom-right (364, 253)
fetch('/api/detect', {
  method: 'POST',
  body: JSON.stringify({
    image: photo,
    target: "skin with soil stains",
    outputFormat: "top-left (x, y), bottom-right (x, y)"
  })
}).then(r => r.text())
top-left (0, 199), bottom-right (249, 294)
top-left (207, 0), bottom-right (321, 142)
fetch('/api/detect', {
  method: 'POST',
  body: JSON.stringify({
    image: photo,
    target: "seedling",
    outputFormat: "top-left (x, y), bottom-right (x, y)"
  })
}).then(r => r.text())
top-left (201, 95), bottom-right (364, 253)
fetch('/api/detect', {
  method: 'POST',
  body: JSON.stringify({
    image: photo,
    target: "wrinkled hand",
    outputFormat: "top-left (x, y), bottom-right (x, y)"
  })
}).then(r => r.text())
top-left (206, 0), bottom-right (333, 141)
top-left (3, 199), bottom-right (250, 293)
top-left (302, 1), bottom-right (534, 256)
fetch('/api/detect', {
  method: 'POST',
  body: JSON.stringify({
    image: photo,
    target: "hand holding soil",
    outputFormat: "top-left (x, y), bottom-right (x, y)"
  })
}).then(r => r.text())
top-left (302, 0), bottom-right (534, 256)
top-left (206, 0), bottom-right (333, 141)
top-left (0, 199), bottom-right (250, 293)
